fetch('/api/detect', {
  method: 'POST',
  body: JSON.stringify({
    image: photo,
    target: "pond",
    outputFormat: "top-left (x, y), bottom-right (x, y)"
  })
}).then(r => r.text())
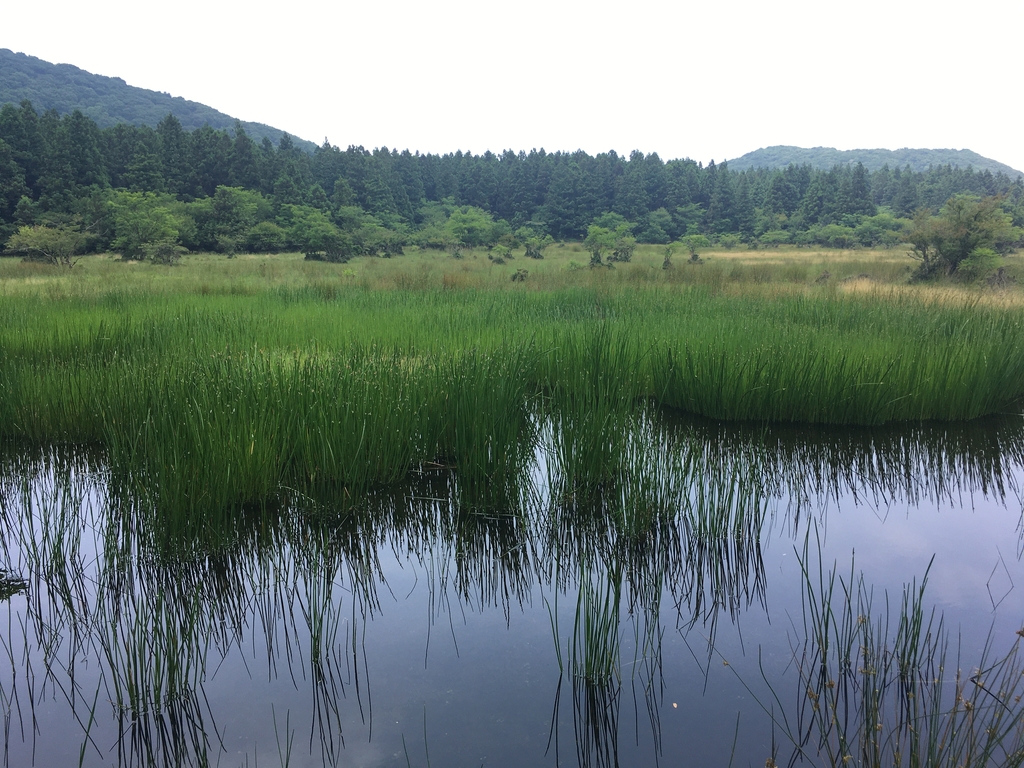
top-left (1, 412), bottom-right (1023, 767)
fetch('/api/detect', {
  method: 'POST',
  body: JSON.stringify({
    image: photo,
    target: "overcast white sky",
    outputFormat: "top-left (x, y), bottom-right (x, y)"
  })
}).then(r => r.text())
top-left (3, 0), bottom-right (1023, 172)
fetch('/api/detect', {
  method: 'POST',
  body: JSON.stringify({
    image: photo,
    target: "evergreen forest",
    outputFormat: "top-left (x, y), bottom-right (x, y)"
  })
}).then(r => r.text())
top-left (2, 101), bottom-right (1023, 263)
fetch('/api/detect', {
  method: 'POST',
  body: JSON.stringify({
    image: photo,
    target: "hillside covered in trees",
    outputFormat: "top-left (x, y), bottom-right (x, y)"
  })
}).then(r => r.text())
top-left (1, 100), bottom-right (1022, 264)
top-left (728, 146), bottom-right (1022, 177)
top-left (0, 49), bottom-right (316, 153)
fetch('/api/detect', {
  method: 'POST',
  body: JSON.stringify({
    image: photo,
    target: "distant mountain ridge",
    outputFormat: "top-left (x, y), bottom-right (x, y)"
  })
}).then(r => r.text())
top-left (0, 49), bottom-right (317, 152)
top-left (728, 145), bottom-right (1022, 177)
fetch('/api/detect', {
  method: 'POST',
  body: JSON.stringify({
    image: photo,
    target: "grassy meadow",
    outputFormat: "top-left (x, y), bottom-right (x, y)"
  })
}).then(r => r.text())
top-left (1, 244), bottom-right (1023, 529)
top-left (0, 241), bottom-right (1008, 297)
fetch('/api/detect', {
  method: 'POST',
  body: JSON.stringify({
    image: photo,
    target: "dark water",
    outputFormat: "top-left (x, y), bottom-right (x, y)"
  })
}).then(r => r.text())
top-left (1, 413), bottom-right (1022, 767)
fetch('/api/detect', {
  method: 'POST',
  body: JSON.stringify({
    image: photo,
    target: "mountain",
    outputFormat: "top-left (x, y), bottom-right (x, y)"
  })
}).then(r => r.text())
top-left (727, 145), bottom-right (1022, 177)
top-left (0, 49), bottom-right (317, 152)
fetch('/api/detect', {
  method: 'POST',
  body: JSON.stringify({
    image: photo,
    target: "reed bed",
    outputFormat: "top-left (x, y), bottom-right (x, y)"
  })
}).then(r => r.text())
top-left (748, 536), bottom-right (1024, 768)
top-left (0, 285), bottom-right (1023, 531)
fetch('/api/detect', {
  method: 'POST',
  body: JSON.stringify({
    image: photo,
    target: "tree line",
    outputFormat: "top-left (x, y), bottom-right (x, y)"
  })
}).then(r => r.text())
top-left (1, 100), bottom-right (1022, 266)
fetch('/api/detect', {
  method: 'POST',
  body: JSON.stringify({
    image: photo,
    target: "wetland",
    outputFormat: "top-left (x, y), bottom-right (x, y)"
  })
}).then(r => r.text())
top-left (1, 250), bottom-right (1023, 767)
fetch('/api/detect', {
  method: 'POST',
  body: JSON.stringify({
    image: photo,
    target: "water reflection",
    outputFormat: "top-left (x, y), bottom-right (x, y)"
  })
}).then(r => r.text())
top-left (672, 412), bottom-right (1024, 515)
top-left (0, 411), bottom-right (1020, 766)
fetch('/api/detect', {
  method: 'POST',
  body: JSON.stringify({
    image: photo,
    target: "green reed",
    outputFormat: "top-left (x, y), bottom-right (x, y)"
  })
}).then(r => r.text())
top-left (751, 534), bottom-right (1024, 768)
top-left (568, 561), bottom-right (623, 686)
top-left (541, 324), bottom-right (644, 503)
top-left (1, 285), bottom-right (1023, 538)
top-left (429, 344), bottom-right (540, 508)
top-left (4, 288), bottom-right (1022, 431)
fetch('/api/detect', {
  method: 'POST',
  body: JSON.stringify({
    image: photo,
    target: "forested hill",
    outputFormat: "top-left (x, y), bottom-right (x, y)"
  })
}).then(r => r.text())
top-left (1, 100), bottom-right (1022, 258)
top-left (728, 146), bottom-right (1022, 177)
top-left (0, 49), bottom-right (316, 153)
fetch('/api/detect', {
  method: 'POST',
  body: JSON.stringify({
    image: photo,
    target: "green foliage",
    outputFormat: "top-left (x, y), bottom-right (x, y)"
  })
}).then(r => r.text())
top-left (678, 234), bottom-right (710, 259)
top-left (812, 223), bottom-right (858, 249)
top-left (717, 234), bottom-right (741, 249)
top-left (332, 205), bottom-right (406, 257)
top-left (609, 231), bottom-right (637, 263)
top-left (4, 223), bottom-right (83, 267)
top-left (906, 195), bottom-right (1013, 278)
top-left (279, 205), bottom-right (350, 262)
top-left (956, 247), bottom-right (1000, 282)
top-left (445, 205), bottom-right (502, 247)
top-left (583, 225), bottom-right (616, 267)
top-left (145, 239), bottom-right (187, 266)
top-left (0, 137), bottom-right (29, 237)
top-left (854, 212), bottom-right (905, 247)
top-left (198, 186), bottom-right (270, 252)
top-left (759, 229), bottom-right (791, 247)
top-left (661, 245), bottom-right (674, 269)
top-left (1, 89), bottom-right (1021, 261)
top-left (109, 191), bottom-right (183, 259)
top-left (244, 221), bottom-right (286, 254)
top-left (590, 212), bottom-right (631, 232)
top-left (637, 207), bottom-right (674, 243)
top-left (516, 226), bottom-right (553, 259)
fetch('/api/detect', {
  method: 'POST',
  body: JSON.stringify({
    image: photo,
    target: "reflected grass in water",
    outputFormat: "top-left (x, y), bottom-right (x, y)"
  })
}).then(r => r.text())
top-left (751, 534), bottom-right (1024, 768)
top-left (0, 415), bottom-right (1022, 765)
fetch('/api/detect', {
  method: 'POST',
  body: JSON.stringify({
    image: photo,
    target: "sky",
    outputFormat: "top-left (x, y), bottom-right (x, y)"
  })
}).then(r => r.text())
top-left (3, 0), bottom-right (1023, 172)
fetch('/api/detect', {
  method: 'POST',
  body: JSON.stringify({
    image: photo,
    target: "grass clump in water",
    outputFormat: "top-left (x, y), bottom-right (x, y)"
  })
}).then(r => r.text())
top-left (751, 535), bottom-right (1024, 768)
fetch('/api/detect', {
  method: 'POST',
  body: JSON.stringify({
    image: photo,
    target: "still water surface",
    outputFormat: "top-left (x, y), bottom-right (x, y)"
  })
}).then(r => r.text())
top-left (0, 414), bottom-right (1022, 767)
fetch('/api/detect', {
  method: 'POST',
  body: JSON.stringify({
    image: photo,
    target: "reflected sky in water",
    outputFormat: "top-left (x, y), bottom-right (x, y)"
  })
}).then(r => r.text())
top-left (0, 412), bottom-right (1022, 767)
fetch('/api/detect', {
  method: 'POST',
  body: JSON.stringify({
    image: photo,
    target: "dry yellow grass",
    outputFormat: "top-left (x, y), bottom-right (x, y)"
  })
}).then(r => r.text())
top-left (0, 244), bottom-right (1019, 304)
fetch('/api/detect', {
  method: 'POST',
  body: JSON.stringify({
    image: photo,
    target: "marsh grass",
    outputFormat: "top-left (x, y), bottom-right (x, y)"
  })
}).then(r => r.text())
top-left (448, 505), bottom-right (536, 617)
top-left (568, 562), bottom-right (623, 685)
top-left (542, 325), bottom-right (645, 502)
top-left (745, 534), bottom-right (1024, 768)
top-left (675, 446), bottom-right (769, 634)
top-left (5, 246), bottom-right (1018, 299)
top-left (537, 409), bottom-right (778, 768)
top-left (431, 345), bottom-right (539, 509)
top-left (1, 274), bottom-right (1022, 485)
top-left (546, 560), bottom-right (628, 768)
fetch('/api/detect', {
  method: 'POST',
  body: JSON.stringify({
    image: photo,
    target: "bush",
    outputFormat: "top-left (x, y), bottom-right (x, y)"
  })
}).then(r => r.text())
top-left (4, 224), bottom-right (83, 268)
top-left (145, 239), bottom-right (187, 266)
top-left (956, 247), bottom-right (1000, 282)
top-left (244, 222), bottom-right (286, 254)
top-left (760, 230), bottom-right (791, 247)
top-left (905, 195), bottom-right (1013, 277)
top-left (815, 224), bottom-right (857, 249)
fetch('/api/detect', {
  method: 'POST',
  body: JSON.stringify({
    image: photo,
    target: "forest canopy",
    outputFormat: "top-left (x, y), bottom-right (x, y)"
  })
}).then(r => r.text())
top-left (1, 101), bottom-right (1022, 267)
